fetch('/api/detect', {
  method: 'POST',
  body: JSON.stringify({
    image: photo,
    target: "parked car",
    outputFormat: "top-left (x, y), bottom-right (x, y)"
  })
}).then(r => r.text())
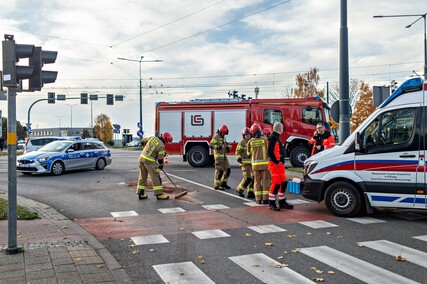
top-left (24, 136), bottom-right (64, 153)
top-left (17, 140), bottom-right (25, 150)
top-left (17, 140), bottom-right (112, 176)
top-left (126, 140), bottom-right (141, 147)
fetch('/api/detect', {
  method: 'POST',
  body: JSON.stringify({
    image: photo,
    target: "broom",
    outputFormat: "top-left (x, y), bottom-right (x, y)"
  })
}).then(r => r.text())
top-left (159, 167), bottom-right (188, 199)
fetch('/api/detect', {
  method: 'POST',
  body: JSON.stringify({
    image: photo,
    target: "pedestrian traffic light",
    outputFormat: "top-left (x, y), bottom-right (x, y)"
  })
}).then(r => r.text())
top-left (107, 94), bottom-right (114, 105)
top-left (2, 34), bottom-right (35, 87)
top-left (81, 93), bottom-right (88, 104)
top-left (47, 92), bottom-right (55, 104)
top-left (29, 47), bottom-right (58, 91)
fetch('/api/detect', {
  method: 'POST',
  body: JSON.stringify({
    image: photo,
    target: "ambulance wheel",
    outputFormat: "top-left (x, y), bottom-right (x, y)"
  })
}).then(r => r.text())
top-left (290, 146), bottom-right (310, 168)
top-left (325, 181), bottom-right (362, 217)
top-left (187, 146), bottom-right (208, 167)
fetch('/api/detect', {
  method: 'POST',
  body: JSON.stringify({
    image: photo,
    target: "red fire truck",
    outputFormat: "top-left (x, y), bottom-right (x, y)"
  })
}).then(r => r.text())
top-left (155, 97), bottom-right (331, 167)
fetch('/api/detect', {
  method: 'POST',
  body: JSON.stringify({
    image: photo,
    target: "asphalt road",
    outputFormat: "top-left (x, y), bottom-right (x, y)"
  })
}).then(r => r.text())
top-left (1, 149), bottom-right (427, 283)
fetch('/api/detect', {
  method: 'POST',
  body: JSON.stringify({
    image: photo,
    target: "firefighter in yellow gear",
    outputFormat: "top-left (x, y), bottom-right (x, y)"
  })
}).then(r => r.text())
top-left (209, 125), bottom-right (231, 190)
top-left (236, 127), bottom-right (254, 198)
top-left (136, 132), bottom-right (173, 200)
top-left (247, 123), bottom-right (269, 204)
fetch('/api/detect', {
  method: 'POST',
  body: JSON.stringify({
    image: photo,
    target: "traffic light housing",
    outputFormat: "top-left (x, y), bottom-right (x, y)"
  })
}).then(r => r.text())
top-left (2, 35), bottom-right (35, 87)
top-left (48, 92), bottom-right (55, 104)
top-left (81, 93), bottom-right (88, 104)
top-left (29, 47), bottom-right (58, 91)
top-left (107, 94), bottom-right (114, 105)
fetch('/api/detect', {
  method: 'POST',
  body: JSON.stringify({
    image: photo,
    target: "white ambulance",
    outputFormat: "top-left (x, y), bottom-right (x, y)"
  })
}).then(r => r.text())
top-left (301, 77), bottom-right (427, 217)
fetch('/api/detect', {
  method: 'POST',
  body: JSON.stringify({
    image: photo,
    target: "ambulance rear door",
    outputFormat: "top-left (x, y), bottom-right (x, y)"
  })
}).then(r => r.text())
top-left (355, 105), bottom-right (421, 209)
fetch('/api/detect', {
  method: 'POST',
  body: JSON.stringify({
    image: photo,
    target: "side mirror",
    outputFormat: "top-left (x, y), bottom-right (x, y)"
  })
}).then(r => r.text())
top-left (355, 132), bottom-right (361, 151)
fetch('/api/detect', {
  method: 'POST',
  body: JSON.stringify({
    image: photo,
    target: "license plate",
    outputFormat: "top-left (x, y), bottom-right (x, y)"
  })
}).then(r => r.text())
top-left (19, 164), bottom-right (30, 168)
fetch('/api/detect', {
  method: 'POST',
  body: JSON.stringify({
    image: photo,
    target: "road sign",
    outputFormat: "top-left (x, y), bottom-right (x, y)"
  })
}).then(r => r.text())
top-left (113, 129), bottom-right (120, 134)
top-left (137, 130), bottom-right (144, 137)
top-left (137, 122), bottom-right (142, 128)
top-left (113, 124), bottom-right (121, 130)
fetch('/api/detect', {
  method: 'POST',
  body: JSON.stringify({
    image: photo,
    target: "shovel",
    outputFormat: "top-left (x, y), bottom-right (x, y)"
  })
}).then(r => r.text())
top-left (159, 167), bottom-right (188, 199)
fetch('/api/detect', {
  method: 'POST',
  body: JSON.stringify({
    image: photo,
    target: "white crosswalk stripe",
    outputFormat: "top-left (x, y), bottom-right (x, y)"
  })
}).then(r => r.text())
top-left (192, 229), bottom-right (230, 240)
top-left (248, 224), bottom-right (286, 234)
top-left (299, 220), bottom-right (339, 229)
top-left (413, 235), bottom-right (427, 242)
top-left (360, 240), bottom-right (427, 268)
top-left (110, 210), bottom-right (138, 217)
top-left (300, 246), bottom-right (419, 284)
top-left (229, 253), bottom-right (313, 283)
top-left (153, 261), bottom-right (215, 284)
top-left (346, 217), bottom-right (386, 224)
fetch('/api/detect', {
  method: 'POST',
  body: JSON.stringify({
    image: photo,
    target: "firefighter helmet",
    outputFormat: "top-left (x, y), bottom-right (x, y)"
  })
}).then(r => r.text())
top-left (218, 125), bottom-right (229, 135)
top-left (250, 123), bottom-right (262, 134)
top-left (263, 127), bottom-right (272, 137)
top-left (242, 127), bottom-right (251, 137)
top-left (161, 132), bottom-right (173, 143)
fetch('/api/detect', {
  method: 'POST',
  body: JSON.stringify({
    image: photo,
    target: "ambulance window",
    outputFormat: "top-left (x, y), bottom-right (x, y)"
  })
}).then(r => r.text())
top-left (302, 107), bottom-right (322, 125)
top-left (364, 108), bottom-right (415, 148)
top-left (264, 109), bottom-right (283, 125)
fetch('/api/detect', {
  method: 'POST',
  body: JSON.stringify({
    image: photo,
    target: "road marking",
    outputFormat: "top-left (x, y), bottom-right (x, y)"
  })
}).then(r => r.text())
top-left (300, 246), bottom-right (419, 284)
top-left (346, 217), bottom-right (386, 224)
top-left (413, 235), bottom-right (427, 242)
top-left (173, 170), bottom-right (197, 172)
top-left (153, 261), bottom-right (215, 284)
top-left (131, 234), bottom-right (169, 245)
top-left (229, 253), bottom-right (313, 283)
top-left (243, 202), bottom-right (265, 207)
top-left (158, 207), bottom-right (186, 214)
top-left (202, 204), bottom-right (230, 210)
top-left (360, 240), bottom-right (427, 268)
top-left (248, 224), bottom-right (286, 234)
top-left (299, 220), bottom-right (339, 229)
top-left (192, 229), bottom-right (230, 240)
top-left (110, 211), bottom-right (139, 217)
top-left (286, 199), bottom-right (310, 205)
top-left (166, 173), bottom-right (251, 201)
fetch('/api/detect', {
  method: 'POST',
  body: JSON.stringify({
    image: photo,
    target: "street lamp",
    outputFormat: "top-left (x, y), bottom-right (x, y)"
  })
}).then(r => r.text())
top-left (117, 56), bottom-right (162, 137)
top-left (374, 13), bottom-right (427, 80)
top-left (56, 115), bottom-right (64, 136)
top-left (67, 104), bottom-right (77, 135)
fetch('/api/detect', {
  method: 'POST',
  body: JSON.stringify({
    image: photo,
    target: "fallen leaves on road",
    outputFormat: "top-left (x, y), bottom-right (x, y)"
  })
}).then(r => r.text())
top-left (356, 243), bottom-right (364, 248)
top-left (288, 234), bottom-right (297, 238)
top-left (264, 242), bottom-right (273, 247)
top-left (62, 226), bottom-right (68, 229)
top-left (278, 256), bottom-right (284, 259)
top-left (312, 277), bottom-right (324, 282)
top-left (292, 248), bottom-right (300, 253)
top-left (130, 250), bottom-right (139, 254)
top-left (328, 271), bottom-right (335, 274)
top-left (245, 233), bottom-right (252, 237)
top-left (129, 244), bottom-right (136, 248)
top-left (149, 249), bottom-right (155, 252)
top-left (252, 264), bottom-right (259, 267)
top-left (96, 264), bottom-right (103, 268)
top-left (307, 232), bottom-right (312, 235)
top-left (276, 263), bottom-right (288, 268)
top-left (113, 218), bottom-right (123, 222)
top-left (396, 255), bottom-right (405, 261)
top-left (326, 232), bottom-right (331, 235)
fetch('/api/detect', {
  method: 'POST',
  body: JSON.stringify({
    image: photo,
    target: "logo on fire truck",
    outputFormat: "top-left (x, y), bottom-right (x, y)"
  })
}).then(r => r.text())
top-left (191, 114), bottom-right (204, 126)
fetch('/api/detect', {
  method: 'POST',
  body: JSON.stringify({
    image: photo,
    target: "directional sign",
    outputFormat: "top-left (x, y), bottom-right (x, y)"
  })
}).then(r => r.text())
top-left (137, 130), bottom-right (144, 137)
top-left (113, 129), bottom-right (120, 134)
top-left (113, 124), bottom-right (121, 130)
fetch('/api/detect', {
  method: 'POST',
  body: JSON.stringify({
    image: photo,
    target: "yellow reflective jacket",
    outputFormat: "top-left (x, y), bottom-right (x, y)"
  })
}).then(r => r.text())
top-left (247, 137), bottom-right (268, 170)
top-left (139, 136), bottom-right (165, 163)
top-left (209, 133), bottom-right (228, 160)
top-left (236, 138), bottom-right (251, 166)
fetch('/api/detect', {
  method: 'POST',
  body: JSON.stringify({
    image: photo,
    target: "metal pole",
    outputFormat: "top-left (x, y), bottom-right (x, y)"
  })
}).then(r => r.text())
top-left (423, 15), bottom-right (426, 80)
top-left (27, 98), bottom-right (48, 137)
top-left (139, 57), bottom-right (143, 136)
top-left (339, 0), bottom-right (351, 143)
top-left (6, 87), bottom-right (18, 254)
top-left (91, 100), bottom-right (93, 137)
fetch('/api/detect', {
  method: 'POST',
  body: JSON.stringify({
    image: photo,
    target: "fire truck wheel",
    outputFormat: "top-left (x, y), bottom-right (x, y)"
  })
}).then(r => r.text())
top-left (187, 146), bottom-right (209, 167)
top-left (289, 146), bottom-right (310, 168)
top-left (324, 181), bottom-right (363, 217)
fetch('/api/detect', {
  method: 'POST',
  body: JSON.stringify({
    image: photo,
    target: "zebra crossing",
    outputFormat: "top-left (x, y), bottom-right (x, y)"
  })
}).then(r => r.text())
top-left (120, 213), bottom-right (427, 283)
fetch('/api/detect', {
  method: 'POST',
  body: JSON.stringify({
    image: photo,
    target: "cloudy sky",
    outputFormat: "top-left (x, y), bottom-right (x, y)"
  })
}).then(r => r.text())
top-left (1, 0), bottom-right (426, 137)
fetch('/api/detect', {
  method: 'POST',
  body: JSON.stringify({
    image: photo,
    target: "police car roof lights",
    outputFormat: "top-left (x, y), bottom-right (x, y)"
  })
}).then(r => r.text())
top-left (379, 77), bottom-right (424, 108)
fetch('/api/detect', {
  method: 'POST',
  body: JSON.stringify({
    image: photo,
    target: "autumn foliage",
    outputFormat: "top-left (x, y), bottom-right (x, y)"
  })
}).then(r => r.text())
top-left (350, 83), bottom-right (376, 132)
top-left (93, 114), bottom-right (113, 143)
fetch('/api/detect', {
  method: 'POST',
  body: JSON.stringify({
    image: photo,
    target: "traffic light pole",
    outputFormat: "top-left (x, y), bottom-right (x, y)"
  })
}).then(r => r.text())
top-left (6, 86), bottom-right (19, 254)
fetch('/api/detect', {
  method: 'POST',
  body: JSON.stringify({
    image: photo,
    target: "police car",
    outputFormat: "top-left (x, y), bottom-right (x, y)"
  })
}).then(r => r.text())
top-left (17, 140), bottom-right (112, 176)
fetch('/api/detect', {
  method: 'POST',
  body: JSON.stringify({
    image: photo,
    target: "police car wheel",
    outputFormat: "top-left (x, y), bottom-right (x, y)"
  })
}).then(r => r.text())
top-left (95, 158), bottom-right (106, 170)
top-left (325, 181), bottom-right (362, 217)
top-left (51, 161), bottom-right (65, 176)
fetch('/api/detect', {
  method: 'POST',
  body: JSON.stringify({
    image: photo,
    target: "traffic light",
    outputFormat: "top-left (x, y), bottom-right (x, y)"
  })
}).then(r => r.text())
top-left (115, 95), bottom-right (123, 101)
top-left (29, 47), bottom-right (58, 91)
top-left (81, 93), bottom-right (88, 104)
top-left (48, 92), bottom-right (55, 104)
top-left (2, 34), bottom-right (35, 87)
top-left (107, 94), bottom-right (114, 105)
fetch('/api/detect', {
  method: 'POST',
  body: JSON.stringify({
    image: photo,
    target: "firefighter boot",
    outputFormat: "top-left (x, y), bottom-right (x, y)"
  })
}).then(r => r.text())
top-left (237, 190), bottom-right (245, 197)
top-left (247, 191), bottom-right (255, 199)
top-left (269, 200), bottom-right (281, 211)
top-left (156, 194), bottom-right (170, 200)
top-left (138, 190), bottom-right (148, 200)
top-left (214, 186), bottom-right (224, 190)
top-left (221, 182), bottom-right (231, 189)
top-left (279, 198), bottom-right (294, 210)
top-left (262, 200), bottom-right (269, 205)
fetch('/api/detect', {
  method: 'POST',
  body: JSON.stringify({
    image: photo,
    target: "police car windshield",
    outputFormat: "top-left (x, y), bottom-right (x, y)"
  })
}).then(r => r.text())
top-left (39, 141), bottom-right (72, 152)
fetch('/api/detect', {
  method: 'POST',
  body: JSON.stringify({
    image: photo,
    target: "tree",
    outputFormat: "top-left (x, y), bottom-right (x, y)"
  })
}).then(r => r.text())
top-left (81, 128), bottom-right (91, 139)
top-left (293, 67), bottom-right (324, 98)
top-left (350, 82), bottom-right (376, 132)
top-left (327, 78), bottom-right (361, 109)
top-left (93, 114), bottom-right (113, 143)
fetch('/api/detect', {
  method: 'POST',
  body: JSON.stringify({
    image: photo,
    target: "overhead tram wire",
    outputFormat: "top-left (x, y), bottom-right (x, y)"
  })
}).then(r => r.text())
top-left (110, 0), bottom-right (227, 47)
top-left (127, 0), bottom-right (292, 57)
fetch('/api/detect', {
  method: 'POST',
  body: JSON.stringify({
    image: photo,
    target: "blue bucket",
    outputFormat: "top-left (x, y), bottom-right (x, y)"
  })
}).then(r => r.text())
top-left (287, 180), bottom-right (301, 194)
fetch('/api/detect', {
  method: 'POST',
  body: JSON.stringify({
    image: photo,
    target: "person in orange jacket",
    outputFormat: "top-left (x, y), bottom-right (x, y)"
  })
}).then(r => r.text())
top-left (267, 122), bottom-right (293, 211)
top-left (309, 122), bottom-right (335, 156)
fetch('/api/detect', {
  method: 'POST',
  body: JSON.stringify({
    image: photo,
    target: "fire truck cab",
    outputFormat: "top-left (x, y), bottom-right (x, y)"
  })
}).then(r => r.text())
top-left (155, 97), bottom-right (331, 168)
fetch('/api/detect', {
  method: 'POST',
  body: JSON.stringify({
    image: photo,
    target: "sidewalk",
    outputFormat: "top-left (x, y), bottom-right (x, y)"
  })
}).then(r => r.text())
top-left (0, 195), bottom-right (132, 284)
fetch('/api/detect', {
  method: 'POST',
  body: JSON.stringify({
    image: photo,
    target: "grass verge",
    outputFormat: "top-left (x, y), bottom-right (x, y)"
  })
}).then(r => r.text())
top-left (0, 198), bottom-right (39, 220)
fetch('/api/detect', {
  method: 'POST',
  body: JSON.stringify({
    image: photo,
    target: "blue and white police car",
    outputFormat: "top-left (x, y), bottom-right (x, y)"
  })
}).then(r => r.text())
top-left (17, 140), bottom-right (112, 176)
